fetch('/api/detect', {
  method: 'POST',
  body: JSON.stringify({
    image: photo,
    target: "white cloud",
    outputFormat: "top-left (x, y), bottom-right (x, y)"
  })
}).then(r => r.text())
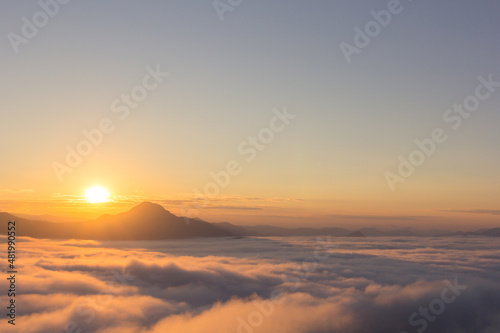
top-left (1, 236), bottom-right (499, 333)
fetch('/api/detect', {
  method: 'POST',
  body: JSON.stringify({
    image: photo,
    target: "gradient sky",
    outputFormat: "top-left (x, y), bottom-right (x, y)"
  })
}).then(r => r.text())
top-left (1, 0), bottom-right (499, 230)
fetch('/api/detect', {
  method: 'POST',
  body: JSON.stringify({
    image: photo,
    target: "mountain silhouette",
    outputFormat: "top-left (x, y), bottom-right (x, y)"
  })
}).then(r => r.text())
top-left (1, 203), bottom-right (499, 240)
top-left (464, 228), bottom-right (500, 237)
top-left (0, 202), bottom-right (233, 240)
top-left (213, 223), bottom-right (352, 237)
top-left (346, 230), bottom-right (366, 237)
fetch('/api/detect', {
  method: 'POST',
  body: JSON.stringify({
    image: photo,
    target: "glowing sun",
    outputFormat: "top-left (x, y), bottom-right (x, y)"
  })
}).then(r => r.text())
top-left (84, 186), bottom-right (111, 203)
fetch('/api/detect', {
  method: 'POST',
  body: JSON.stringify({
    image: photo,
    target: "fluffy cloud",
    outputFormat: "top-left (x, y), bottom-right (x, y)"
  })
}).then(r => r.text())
top-left (1, 235), bottom-right (499, 333)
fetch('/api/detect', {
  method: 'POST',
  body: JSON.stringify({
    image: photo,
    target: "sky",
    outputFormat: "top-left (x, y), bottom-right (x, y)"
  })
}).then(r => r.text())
top-left (1, 235), bottom-right (499, 332)
top-left (1, 0), bottom-right (499, 230)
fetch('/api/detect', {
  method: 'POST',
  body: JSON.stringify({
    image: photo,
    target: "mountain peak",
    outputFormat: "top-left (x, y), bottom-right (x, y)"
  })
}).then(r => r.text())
top-left (128, 202), bottom-right (171, 215)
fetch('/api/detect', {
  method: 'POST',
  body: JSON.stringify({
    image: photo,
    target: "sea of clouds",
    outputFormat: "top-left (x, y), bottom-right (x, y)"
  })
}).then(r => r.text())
top-left (1, 235), bottom-right (499, 333)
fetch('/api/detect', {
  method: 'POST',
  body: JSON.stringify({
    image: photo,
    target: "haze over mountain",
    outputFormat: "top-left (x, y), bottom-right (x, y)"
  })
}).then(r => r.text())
top-left (212, 222), bottom-right (461, 237)
top-left (13, 213), bottom-right (86, 223)
top-left (1, 202), bottom-right (498, 240)
top-left (0, 202), bottom-right (233, 240)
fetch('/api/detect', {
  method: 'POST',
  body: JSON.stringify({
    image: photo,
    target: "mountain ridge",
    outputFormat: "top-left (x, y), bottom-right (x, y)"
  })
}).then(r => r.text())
top-left (0, 202), bottom-right (233, 240)
top-left (0, 202), bottom-right (499, 240)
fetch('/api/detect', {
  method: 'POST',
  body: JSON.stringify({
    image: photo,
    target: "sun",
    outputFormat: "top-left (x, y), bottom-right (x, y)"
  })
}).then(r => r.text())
top-left (84, 186), bottom-right (111, 203)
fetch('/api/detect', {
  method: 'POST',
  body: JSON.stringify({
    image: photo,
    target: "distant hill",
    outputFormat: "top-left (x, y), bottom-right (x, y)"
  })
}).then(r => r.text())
top-left (481, 228), bottom-right (500, 237)
top-left (358, 227), bottom-right (417, 237)
top-left (13, 213), bottom-right (85, 223)
top-left (215, 223), bottom-right (500, 238)
top-left (0, 202), bottom-right (233, 240)
top-left (213, 223), bottom-right (352, 237)
top-left (1, 203), bottom-right (499, 240)
top-left (212, 222), bottom-right (263, 236)
top-left (346, 231), bottom-right (366, 237)
top-left (464, 228), bottom-right (500, 237)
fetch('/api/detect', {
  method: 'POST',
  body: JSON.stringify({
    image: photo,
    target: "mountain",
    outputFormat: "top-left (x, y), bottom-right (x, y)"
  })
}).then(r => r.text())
top-left (13, 213), bottom-right (85, 223)
top-left (214, 223), bottom-right (500, 238)
top-left (214, 223), bottom-right (447, 237)
top-left (465, 228), bottom-right (500, 237)
top-left (0, 202), bottom-right (233, 240)
top-left (212, 222), bottom-right (263, 236)
top-left (358, 227), bottom-right (418, 237)
top-left (0, 211), bottom-right (66, 239)
top-left (1, 203), bottom-right (499, 240)
top-left (480, 228), bottom-right (500, 237)
top-left (213, 224), bottom-right (352, 237)
top-left (346, 231), bottom-right (366, 237)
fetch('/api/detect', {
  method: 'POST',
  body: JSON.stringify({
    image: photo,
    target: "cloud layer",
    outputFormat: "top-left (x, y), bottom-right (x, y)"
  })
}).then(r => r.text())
top-left (1, 236), bottom-right (499, 333)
